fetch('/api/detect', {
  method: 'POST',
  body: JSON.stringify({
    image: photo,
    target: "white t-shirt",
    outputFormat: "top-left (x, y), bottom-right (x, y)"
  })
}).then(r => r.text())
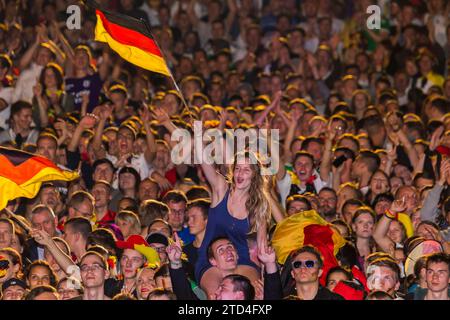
top-left (13, 63), bottom-right (43, 104)
top-left (277, 169), bottom-right (327, 208)
top-left (107, 153), bottom-right (153, 188)
top-left (0, 128), bottom-right (40, 145)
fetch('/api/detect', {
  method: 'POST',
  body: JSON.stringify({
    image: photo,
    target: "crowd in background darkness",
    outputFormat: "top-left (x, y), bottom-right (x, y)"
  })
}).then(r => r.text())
top-left (0, 0), bottom-right (449, 301)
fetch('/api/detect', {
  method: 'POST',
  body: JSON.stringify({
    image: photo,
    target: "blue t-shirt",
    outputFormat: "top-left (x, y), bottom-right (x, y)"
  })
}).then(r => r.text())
top-left (65, 73), bottom-right (103, 113)
top-left (177, 226), bottom-right (195, 246)
top-left (194, 189), bottom-right (256, 282)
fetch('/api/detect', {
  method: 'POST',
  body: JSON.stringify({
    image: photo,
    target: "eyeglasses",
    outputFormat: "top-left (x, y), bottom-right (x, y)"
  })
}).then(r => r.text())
top-left (292, 260), bottom-right (318, 269)
top-left (80, 263), bottom-right (105, 272)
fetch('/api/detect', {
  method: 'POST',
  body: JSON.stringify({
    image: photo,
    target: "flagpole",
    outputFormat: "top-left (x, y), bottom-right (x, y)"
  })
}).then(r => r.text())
top-left (3, 207), bottom-right (32, 234)
top-left (140, 19), bottom-right (193, 121)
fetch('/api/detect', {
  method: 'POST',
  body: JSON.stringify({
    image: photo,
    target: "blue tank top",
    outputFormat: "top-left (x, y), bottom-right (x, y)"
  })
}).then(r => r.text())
top-left (194, 188), bottom-right (256, 282)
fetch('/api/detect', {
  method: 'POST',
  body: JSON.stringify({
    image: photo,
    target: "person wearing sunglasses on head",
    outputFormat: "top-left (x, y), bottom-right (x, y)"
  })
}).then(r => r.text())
top-left (287, 246), bottom-right (344, 300)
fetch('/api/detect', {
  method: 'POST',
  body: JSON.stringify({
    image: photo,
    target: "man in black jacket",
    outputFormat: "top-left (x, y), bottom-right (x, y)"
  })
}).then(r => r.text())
top-left (285, 245), bottom-right (344, 300)
top-left (23, 204), bottom-right (60, 263)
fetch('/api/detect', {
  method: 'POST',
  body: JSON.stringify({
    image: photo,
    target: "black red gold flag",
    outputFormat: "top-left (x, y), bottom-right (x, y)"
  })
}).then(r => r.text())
top-left (0, 147), bottom-right (79, 210)
top-left (90, 1), bottom-right (171, 76)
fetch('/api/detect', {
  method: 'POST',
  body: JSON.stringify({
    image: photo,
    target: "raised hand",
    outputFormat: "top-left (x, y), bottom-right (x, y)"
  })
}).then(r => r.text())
top-left (54, 118), bottom-right (68, 137)
top-left (289, 107), bottom-right (302, 124)
top-left (78, 113), bottom-right (98, 130)
top-left (166, 232), bottom-right (182, 263)
top-left (35, 24), bottom-right (45, 44)
top-left (324, 122), bottom-right (336, 142)
top-left (30, 228), bottom-right (51, 246)
top-left (269, 90), bottom-right (283, 111)
top-left (116, 153), bottom-right (132, 167)
top-left (33, 81), bottom-right (43, 98)
top-left (430, 126), bottom-right (444, 151)
top-left (138, 105), bottom-right (152, 125)
top-left (257, 244), bottom-right (276, 265)
top-left (151, 107), bottom-right (170, 125)
top-left (37, 23), bottom-right (49, 42)
top-left (121, 283), bottom-right (136, 295)
top-left (387, 130), bottom-right (400, 147)
top-left (390, 197), bottom-right (406, 213)
top-left (95, 104), bottom-right (112, 121)
top-left (218, 108), bottom-right (228, 127)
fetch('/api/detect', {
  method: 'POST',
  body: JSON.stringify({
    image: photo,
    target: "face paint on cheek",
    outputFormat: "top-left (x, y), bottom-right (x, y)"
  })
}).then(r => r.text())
top-left (0, 258), bottom-right (10, 279)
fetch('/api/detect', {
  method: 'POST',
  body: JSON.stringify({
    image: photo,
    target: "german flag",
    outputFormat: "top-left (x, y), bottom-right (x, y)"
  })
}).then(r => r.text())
top-left (91, 1), bottom-right (170, 76)
top-left (0, 147), bottom-right (79, 210)
top-left (271, 210), bottom-right (347, 286)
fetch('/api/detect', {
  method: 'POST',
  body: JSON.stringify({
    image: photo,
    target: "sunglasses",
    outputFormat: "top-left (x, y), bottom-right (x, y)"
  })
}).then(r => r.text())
top-left (292, 260), bottom-right (318, 269)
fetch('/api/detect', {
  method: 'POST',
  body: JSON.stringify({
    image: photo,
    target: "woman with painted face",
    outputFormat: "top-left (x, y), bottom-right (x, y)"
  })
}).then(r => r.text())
top-left (195, 150), bottom-right (273, 297)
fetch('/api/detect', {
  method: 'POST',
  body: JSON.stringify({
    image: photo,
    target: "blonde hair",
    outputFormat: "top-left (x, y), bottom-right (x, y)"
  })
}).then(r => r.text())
top-left (115, 210), bottom-right (141, 235)
top-left (230, 151), bottom-right (271, 233)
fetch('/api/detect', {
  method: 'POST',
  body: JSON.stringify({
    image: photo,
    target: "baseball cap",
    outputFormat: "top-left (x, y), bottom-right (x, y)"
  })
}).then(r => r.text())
top-left (2, 278), bottom-right (27, 292)
top-left (146, 232), bottom-right (169, 247)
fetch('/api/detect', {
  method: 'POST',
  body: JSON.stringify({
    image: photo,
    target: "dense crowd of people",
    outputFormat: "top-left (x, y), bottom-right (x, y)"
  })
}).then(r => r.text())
top-left (0, 0), bottom-right (449, 300)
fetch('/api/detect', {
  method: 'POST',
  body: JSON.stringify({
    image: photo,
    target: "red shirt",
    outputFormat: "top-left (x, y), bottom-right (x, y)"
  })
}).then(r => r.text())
top-left (97, 210), bottom-right (117, 225)
top-left (160, 168), bottom-right (177, 198)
